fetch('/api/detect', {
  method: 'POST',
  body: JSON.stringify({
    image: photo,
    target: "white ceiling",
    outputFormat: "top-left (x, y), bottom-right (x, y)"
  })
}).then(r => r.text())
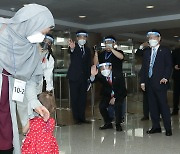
top-left (0, 0), bottom-right (180, 45)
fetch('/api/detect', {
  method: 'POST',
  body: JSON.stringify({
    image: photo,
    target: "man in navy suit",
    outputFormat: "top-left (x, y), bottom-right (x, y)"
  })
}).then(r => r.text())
top-left (67, 30), bottom-right (91, 124)
top-left (140, 30), bottom-right (172, 136)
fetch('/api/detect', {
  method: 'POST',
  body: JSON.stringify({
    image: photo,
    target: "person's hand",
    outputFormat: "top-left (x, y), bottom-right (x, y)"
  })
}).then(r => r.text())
top-left (109, 97), bottom-right (115, 105)
top-left (105, 44), bottom-right (113, 51)
top-left (175, 65), bottom-right (180, 70)
top-left (142, 42), bottom-right (149, 47)
top-left (141, 83), bottom-right (145, 91)
top-left (139, 42), bottom-right (149, 49)
top-left (160, 78), bottom-right (168, 84)
top-left (68, 39), bottom-right (75, 49)
top-left (34, 106), bottom-right (50, 122)
top-left (91, 65), bottom-right (98, 76)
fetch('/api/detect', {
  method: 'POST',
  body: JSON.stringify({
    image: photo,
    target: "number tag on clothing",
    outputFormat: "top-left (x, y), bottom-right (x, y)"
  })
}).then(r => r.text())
top-left (12, 79), bottom-right (26, 102)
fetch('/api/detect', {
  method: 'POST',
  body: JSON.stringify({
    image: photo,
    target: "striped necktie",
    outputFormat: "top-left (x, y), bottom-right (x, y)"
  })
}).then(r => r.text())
top-left (148, 48), bottom-right (157, 78)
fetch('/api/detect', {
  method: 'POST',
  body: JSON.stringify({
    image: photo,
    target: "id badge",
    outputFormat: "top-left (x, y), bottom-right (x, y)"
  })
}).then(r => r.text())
top-left (12, 79), bottom-right (26, 102)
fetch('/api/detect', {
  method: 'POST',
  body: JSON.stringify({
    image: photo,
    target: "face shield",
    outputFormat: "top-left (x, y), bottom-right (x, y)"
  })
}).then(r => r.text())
top-left (40, 35), bottom-right (54, 50)
top-left (147, 32), bottom-right (161, 47)
top-left (98, 62), bottom-right (112, 77)
top-left (76, 32), bottom-right (88, 46)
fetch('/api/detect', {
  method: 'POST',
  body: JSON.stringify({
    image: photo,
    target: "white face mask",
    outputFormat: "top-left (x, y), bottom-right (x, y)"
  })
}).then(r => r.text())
top-left (149, 39), bottom-right (159, 47)
top-left (106, 44), bottom-right (113, 48)
top-left (78, 39), bottom-right (86, 46)
top-left (27, 32), bottom-right (45, 43)
top-left (101, 70), bottom-right (111, 77)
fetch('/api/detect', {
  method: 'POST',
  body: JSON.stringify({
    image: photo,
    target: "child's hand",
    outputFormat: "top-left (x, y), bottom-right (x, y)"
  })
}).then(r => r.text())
top-left (22, 121), bottom-right (30, 135)
top-left (35, 106), bottom-right (50, 121)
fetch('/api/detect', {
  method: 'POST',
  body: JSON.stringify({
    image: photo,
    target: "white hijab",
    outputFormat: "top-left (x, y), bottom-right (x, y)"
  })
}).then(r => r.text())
top-left (0, 4), bottom-right (55, 81)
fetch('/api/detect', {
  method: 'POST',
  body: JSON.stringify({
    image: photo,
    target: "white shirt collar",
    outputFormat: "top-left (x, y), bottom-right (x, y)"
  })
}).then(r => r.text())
top-left (78, 43), bottom-right (84, 48)
top-left (152, 44), bottom-right (160, 52)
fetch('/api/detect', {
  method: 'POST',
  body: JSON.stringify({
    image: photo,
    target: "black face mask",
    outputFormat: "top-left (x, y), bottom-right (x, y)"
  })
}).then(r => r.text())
top-left (40, 42), bottom-right (50, 50)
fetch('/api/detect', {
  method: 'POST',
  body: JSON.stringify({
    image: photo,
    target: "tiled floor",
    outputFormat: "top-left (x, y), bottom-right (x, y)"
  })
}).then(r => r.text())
top-left (55, 114), bottom-right (180, 154)
top-left (50, 92), bottom-right (180, 154)
top-left (19, 92), bottom-right (180, 154)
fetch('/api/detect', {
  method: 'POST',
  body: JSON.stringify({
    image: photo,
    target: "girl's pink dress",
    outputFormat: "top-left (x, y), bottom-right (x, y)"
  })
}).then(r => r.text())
top-left (21, 117), bottom-right (59, 154)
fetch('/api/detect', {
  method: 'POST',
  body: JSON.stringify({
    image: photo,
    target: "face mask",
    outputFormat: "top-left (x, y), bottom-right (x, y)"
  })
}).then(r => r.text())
top-left (101, 70), bottom-right (111, 77)
top-left (27, 32), bottom-right (45, 43)
top-left (149, 39), bottom-right (159, 47)
top-left (78, 39), bottom-right (86, 46)
top-left (106, 44), bottom-right (113, 48)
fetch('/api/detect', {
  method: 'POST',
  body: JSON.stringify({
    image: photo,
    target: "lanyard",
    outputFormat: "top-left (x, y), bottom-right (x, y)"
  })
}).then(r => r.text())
top-left (105, 52), bottom-right (112, 60)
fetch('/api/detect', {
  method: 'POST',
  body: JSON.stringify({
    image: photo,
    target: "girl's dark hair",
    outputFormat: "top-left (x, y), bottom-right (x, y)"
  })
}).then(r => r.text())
top-left (38, 92), bottom-right (56, 116)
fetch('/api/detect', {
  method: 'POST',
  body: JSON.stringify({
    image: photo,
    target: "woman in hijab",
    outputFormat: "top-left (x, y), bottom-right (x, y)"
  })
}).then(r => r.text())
top-left (0, 4), bottom-right (55, 154)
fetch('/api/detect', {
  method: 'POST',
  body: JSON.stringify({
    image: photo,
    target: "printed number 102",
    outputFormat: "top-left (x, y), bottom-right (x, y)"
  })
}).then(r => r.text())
top-left (14, 87), bottom-right (25, 94)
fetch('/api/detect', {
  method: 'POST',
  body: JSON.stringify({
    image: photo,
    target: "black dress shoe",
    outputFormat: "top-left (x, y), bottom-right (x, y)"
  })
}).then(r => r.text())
top-left (116, 124), bottom-right (123, 132)
top-left (141, 116), bottom-right (149, 121)
top-left (99, 123), bottom-right (113, 130)
top-left (146, 128), bottom-right (162, 134)
top-left (171, 111), bottom-right (178, 116)
top-left (165, 130), bottom-right (172, 136)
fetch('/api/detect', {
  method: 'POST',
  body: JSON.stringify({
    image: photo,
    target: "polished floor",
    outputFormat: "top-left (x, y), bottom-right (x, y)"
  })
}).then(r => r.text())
top-left (19, 92), bottom-right (180, 154)
top-left (50, 92), bottom-right (180, 154)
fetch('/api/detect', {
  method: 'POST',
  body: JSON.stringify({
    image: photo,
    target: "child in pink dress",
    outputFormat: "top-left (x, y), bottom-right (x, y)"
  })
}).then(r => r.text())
top-left (21, 92), bottom-right (59, 154)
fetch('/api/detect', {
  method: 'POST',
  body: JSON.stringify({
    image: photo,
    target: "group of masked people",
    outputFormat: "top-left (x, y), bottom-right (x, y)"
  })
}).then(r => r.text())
top-left (67, 31), bottom-right (127, 132)
top-left (68, 29), bottom-right (174, 138)
top-left (0, 3), bottom-right (175, 154)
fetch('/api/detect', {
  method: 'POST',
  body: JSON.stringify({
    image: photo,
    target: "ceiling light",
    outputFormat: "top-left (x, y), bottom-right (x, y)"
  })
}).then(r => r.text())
top-left (146, 5), bottom-right (154, 9)
top-left (79, 15), bottom-right (86, 18)
top-left (174, 35), bottom-right (179, 38)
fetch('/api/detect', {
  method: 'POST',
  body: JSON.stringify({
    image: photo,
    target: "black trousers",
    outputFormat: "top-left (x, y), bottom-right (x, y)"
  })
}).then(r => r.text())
top-left (69, 79), bottom-right (87, 122)
top-left (99, 97), bottom-right (124, 125)
top-left (173, 79), bottom-right (180, 112)
top-left (147, 82), bottom-right (171, 131)
top-left (143, 91), bottom-right (149, 118)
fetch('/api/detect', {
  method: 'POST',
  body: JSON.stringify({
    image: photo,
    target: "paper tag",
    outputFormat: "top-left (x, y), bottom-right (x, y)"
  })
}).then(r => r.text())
top-left (12, 79), bottom-right (26, 102)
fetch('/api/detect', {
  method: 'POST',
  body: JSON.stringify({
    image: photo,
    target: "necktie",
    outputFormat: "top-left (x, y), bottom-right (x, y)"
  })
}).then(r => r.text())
top-left (148, 48), bottom-right (157, 78)
top-left (80, 47), bottom-right (85, 57)
top-left (107, 76), bottom-right (112, 85)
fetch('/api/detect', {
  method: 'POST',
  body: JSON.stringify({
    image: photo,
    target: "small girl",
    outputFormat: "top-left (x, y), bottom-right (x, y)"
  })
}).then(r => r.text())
top-left (21, 92), bottom-right (59, 154)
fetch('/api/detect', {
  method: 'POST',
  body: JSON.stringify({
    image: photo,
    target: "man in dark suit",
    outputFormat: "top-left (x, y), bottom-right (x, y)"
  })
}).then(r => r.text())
top-left (140, 30), bottom-right (172, 136)
top-left (67, 30), bottom-right (91, 124)
top-left (171, 48), bottom-right (180, 115)
top-left (91, 36), bottom-right (127, 131)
